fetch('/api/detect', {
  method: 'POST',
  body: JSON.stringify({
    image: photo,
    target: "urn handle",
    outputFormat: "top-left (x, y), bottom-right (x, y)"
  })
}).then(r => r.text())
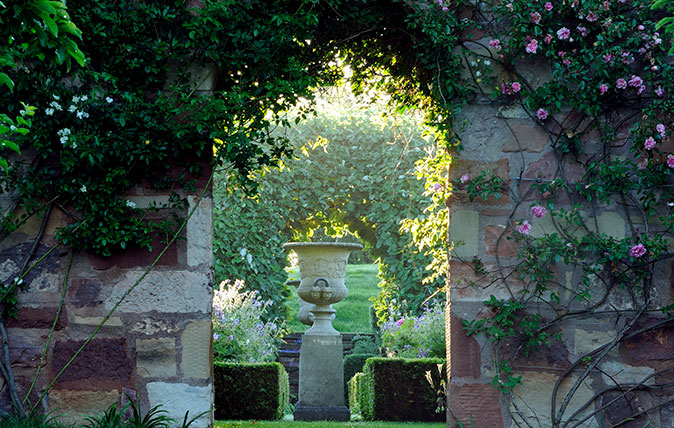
top-left (311, 277), bottom-right (332, 301)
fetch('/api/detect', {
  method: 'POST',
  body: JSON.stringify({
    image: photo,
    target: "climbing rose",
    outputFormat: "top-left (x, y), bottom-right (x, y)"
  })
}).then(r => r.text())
top-left (518, 220), bottom-right (532, 235)
top-left (656, 86), bottom-right (665, 97)
top-left (544, 2), bottom-right (553, 11)
top-left (616, 78), bottom-right (627, 89)
top-left (600, 84), bottom-right (609, 94)
top-left (460, 174), bottom-right (469, 183)
top-left (644, 137), bottom-right (656, 150)
top-left (656, 124), bottom-right (666, 137)
top-left (557, 27), bottom-right (571, 40)
top-left (530, 12), bottom-right (541, 24)
top-left (511, 82), bottom-right (521, 92)
top-left (531, 205), bottom-right (547, 218)
top-left (628, 75), bottom-right (643, 87)
top-left (629, 244), bottom-right (647, 258)
top-left (489, 39), bottom-right (502, 50)
top-left (667, 154), bottom-right (674, 168)
top-left (526, 39), bottom-right (539, 54)
top-left (586, 12), bottom-right (597, 22)
top-left (537, 108), bottom-right (548, 120)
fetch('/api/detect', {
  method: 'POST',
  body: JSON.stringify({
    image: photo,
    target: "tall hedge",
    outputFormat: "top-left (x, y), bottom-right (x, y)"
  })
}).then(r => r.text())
top-left (351, 357), bottom-right (445, 422)
top-left (213, 362), bottom-right (289, 420)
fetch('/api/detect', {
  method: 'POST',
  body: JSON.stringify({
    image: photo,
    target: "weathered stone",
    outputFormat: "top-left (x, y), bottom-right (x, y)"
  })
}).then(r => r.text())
top-left (73, 316), bottom-right (123, 327)
top-left (501, 123), bottom-right (549, 153)
top-left (187, 196), bottom-right (213, 267)
top-left (451, 159), bottom-right (510, 206)
top-left (497, 105), bottom-right (530, 119)
top-left (125, 196), bottom-right (171, 208)
top-left (69, 278), bottom-right (102, 308)
top-left (146, 382), bottom-right (212, 428)
top-left (520, 151), bottom-right (585, 200)
top-left (510, 372), bottom-right (596, 427)
top-left (599, 360), bottom-right (655, 386)
top-left (484, 225), bottom-right (518, 257)
top-left (0, 242), bottom-right (64, 296)
top-left (88, 236), bottom-right (178, 270)
top-left (600, 391), bottom-right (650, 428)
top-left (181, 320), bottom-right (212, 379)
top-left (450, 315), bottom-right (480, 378)
top-left (131, 318), bottom-right (180, 335)
top-left (450, 260), bottom-right (524, 302)
top-left (621, 318), bottom-right (674, 367)
top-left (596, 211), bottom-right (625, 240)
top-left (449, 210), bottom-right (479, 259)
top-left (503, 333), bottom-right (571, 370)
top-left (104, 270), bottom-right (211, 314)
top-left (137, 338), bottom-right (176, 378)
top-left (449, 383), bottom-right (504, 428)
top-left (6, 306), bottom-right (67, 330)
top-left (49, 390), bottom-right (119, 426)
top-left (52, 338), bottom-right (133, 389)
top-left (7, 331), bottom-right (42, 368)
top-left (574, 329), bottom-right (618, 356)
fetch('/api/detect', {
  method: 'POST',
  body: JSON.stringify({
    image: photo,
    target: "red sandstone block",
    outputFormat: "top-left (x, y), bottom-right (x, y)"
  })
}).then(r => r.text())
top-left (451, 159), bottom-right (511, 206)
top-left (450, 315), bottom-right (481, 378)
top-left (88, 236), bottom-right (178, 270)
top-left (7, 307), bottom-right (67, 330)
top-left (51, 338), bottom-right (133, 390)
top-left (484, 225), bottom-right (518, 257)
top-left (449, 383), bottom-right (504, 428)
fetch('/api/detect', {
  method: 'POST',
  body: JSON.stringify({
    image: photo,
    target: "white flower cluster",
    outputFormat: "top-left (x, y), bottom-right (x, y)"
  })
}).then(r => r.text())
top-left (57, 128), bottom-right (72, 146)
top-left (46, 94), bottom-right (91, 119)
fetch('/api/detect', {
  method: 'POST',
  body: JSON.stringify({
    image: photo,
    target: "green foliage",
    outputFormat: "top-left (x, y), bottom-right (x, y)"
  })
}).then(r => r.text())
top-left (214, 99), bottom-right (445, 323)
top-left (0, 413), bottom-right (69, 428)
top-left (344, 352), bottom-right (378, 401)
top-left (212, 279), bottom-right (284, 363)
top-left (213, 362), bottom-right (289, 421)
top-left (354, 358), bottom-right (446, 422)
top-left (79, 393), bottom-right (204, 428)
top-left (380, 300), bottom-right (445, 359)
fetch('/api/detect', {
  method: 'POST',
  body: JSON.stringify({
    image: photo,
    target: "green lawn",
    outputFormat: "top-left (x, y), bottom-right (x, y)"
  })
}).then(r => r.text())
top-left (285, 263), bottom-right (380, 333)
top-left (216, 421), bottom-right (445, 428)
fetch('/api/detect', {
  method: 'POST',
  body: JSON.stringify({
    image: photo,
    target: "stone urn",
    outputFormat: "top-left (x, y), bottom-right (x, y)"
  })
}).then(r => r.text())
top-left (283, 242), bottom-right (362, 336)
top-left (283, 241), bottom-right (362, 421)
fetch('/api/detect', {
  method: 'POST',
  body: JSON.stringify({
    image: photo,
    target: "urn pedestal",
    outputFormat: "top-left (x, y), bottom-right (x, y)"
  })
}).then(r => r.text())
top-left (283, 242), bottom-right (362, 421)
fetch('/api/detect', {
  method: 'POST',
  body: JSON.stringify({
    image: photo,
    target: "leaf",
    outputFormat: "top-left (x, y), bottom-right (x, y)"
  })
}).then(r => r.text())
top-left (0, 72), bottom-right (14, 91)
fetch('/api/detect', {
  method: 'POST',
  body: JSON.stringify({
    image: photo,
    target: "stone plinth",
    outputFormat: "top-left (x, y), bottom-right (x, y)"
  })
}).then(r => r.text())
top-left (294, 334), bottom-right (349, 421)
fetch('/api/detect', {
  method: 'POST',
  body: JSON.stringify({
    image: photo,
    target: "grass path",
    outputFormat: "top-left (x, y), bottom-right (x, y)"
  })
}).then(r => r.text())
top-left (216, 421), bottom-right (445, 428)
top-left (285, 263), bottom-right (380, 333)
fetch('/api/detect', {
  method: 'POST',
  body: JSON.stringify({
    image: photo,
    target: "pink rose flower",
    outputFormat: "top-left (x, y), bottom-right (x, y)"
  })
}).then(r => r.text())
top-left (518, 220), bottom-right (532, 235)
top-left (563, 59), bottom-right (571, 66)
top-left (577, 26), bottom-right (588, 37)
top-left (460, 174), bottom-right (469, 183)
top-left (656, 124), bottom-right (666, 137)
top-left (628, 75), bottom-right (643, 87)
top-left (629, 243), bottom-right (646, 258)
top-left (544, 2), bottom-right (553, 11)
top-left (557, 27), bottom-right (571, 40)
top-left (586, 12), bottom-right (597, 22)
top-left (531, 205), bottom-right (547, 218)
top-left (511, 82), bottom-right (521, 93)
top-left (637, 85), bottom-right (646, 95)
top-left (616, 78), bottom-right (627, 89)
top-left (537, 108), bottom-right (548, 120)
top-left (600, 84), bottom-right (608, 94)
top-left (530, 12), bottom-right (541, 24)
top-left (526, 39), bottom-right (539, 54)
top-left (489, 39), bottom-right (502, 50)
top-left (544, 33), bottom-right (553, 44)
top-left (667, 154), bottom-right (674, 168)
top-left (638, 25), bottom-right (645, 31)
top-left (656, 86), bottom-right (665, 97)
top-left (644, 136), bottom-right (656, 150)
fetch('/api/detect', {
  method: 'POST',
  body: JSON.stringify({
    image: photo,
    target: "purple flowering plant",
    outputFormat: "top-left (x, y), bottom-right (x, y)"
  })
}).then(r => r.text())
top-left (212, 279), bottom-right (285, 363)
top-left (380, 299), bottom-right (445, 359)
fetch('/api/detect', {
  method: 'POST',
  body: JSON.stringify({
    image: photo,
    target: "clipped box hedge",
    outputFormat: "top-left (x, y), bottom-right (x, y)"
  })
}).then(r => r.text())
top-left (343, 352), bottom-right (377, 399)
top-left (349, 357), bottom-right (445, 422)
top-left (214, 361), bottom-right (289, 420)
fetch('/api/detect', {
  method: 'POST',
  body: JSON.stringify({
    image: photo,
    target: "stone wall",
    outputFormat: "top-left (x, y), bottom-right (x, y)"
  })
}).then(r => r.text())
top-left (1, 174), bottom-right (214, 427)
top-left (447, 93), bottom-right (674, 426)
